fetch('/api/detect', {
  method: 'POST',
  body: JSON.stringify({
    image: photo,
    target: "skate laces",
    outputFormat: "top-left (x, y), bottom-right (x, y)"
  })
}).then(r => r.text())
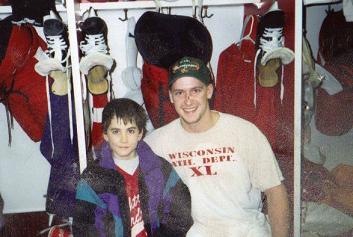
top-left (259, 27), bottom-right (283, 54)
top-left (45, 34), bottom-right (73, 146)
top-left (79, 33), bottom-right (108, 56)
top-left (46, 35), bottom-right (69, 66)
top-left (253, 27), bottom-right (285, 107)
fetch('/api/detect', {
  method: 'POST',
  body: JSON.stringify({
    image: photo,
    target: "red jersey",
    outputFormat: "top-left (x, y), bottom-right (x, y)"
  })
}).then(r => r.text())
top-left (116, 167), bottom-right (148, 237)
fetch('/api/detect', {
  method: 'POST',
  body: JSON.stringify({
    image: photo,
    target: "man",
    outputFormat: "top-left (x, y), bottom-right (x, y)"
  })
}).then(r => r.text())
top-left (145, 56), bottom-right (289, 237)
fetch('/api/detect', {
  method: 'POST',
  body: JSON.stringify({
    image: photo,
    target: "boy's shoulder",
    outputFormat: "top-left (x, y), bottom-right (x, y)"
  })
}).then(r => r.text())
top-left (80, 162), bottom-right (123, 192)
top-left (137, 141), bottom-right (176, 175)
top-left (81, 160), bottom-right (118, 181)
top-left (138, 141), bottom-right (171, 166)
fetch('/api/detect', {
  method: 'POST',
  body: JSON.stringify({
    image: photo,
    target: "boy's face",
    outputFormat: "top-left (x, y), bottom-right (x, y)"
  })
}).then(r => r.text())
top-left (104, 116), bottom-right (143, 160)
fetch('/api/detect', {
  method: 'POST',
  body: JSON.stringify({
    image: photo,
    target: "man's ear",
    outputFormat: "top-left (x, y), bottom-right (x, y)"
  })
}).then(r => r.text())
top-left (206, 83), bottom-right (214, 99)
top-left (169, 90), bottom-right (174, 103)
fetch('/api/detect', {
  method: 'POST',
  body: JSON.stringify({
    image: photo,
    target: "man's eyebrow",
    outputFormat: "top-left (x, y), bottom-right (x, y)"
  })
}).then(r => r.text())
top-left (173, 86), bottom-right (203, 91)
top-left (191, 86), bottom-right (204, 89)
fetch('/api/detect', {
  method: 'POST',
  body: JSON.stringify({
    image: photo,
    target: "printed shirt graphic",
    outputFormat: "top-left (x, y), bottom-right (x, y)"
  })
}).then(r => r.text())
top-left (145, 112), bottom-right (283, 235)
top-left (116, 167), bottom-right (147, 237)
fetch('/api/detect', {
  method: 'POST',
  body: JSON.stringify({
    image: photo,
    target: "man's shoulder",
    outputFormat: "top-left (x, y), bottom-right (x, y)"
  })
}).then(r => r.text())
top-left (216, 112), bottom-right (268, 140)
top-left (219, 112), bottom-right (257, 128)
top-left (145, 119), bottom-right (179, 141)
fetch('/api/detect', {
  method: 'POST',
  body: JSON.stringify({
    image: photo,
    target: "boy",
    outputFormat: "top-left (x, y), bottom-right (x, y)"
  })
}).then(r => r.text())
top-left (73, 98), bottom-right (193, 237)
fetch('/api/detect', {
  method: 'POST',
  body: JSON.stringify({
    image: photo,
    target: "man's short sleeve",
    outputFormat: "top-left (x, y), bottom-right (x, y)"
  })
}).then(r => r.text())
top-left (247, 127), bottom-right (284, 192)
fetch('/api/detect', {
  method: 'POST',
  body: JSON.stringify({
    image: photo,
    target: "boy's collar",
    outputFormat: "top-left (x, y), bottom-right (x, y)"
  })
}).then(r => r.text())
top-left (99, 140), bottom-right (161, 172)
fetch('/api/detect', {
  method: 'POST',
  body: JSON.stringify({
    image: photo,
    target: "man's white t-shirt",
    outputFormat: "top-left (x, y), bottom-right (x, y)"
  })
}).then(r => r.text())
top-left (145, 112), bottom-right (284, 237)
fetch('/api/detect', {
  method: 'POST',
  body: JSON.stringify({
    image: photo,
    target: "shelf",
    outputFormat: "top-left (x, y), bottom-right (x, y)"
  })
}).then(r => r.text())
top-left (79, 0), bottom-right (260, 12)
top-left (0, 4), bottom-right (67, 14)
top-left (303, 0), bottom-right (341, 6)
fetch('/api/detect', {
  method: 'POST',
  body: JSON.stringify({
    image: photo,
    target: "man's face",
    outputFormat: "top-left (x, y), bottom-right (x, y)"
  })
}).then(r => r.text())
top-left (169, 77), bottom-right (213, 127)
top-left (103, 116), bottom-right (143, 160)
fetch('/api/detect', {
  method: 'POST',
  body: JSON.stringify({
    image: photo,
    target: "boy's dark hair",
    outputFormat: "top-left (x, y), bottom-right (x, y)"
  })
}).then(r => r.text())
top-left (102, 98), bottom-right (147, 136)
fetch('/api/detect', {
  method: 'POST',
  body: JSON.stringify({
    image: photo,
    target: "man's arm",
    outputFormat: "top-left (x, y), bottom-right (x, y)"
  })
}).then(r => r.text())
top-left (264, 183), bottom-right (290, 237)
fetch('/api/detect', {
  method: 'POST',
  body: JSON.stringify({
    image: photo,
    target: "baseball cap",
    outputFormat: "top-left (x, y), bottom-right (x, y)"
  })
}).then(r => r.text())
top-left (168, 56), bottom-right (211, 87)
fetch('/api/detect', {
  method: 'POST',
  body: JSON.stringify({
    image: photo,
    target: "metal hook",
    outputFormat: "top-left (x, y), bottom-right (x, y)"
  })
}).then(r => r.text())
top-left (154, 0), bottom-right (161, 13)
top-left (192, 6), bottom-right (197, 18)
top-left (325, 4), bottom-right (333, 14)
top-left (201, 6), bottom-right (213, 19)
top-left (160, 7), bottom-right (172, 15)
top-left (119, 9), bottom-right (128, 22)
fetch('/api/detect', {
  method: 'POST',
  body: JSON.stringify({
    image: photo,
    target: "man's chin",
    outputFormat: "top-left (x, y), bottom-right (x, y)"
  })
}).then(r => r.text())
top-left (181, 115), bottom-right (200, 126)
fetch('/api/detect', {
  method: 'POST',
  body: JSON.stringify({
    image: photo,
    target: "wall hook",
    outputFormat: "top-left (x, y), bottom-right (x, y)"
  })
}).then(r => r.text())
top-left (159, 7), bottom-right (172, 14)
top-left (119, 9), bottom-right (128, 22)
top-left (154, 0), bottom-right (161, 13)
top-left (192, 6), bottom-right (197, 18)
top-left (201, 6), bottom-right (214, 19)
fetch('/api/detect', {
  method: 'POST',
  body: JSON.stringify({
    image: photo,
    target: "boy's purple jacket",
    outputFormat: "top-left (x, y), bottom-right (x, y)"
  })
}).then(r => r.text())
top-left (73, 140), bottom-right (193, 237)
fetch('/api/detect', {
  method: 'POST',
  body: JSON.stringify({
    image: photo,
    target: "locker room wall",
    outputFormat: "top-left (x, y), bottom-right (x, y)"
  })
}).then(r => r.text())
top-left (0, 4), bottom-right (244, 213)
